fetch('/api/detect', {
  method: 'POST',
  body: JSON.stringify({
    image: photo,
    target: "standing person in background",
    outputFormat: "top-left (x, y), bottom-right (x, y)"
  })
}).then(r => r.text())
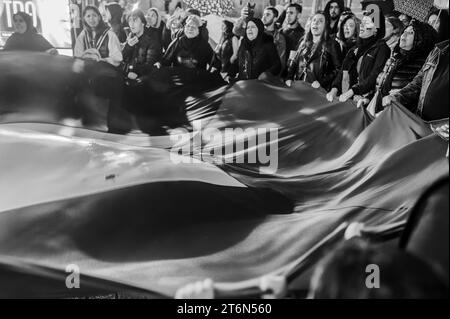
top-left (262, 6), bottom-right (287, 73)
top-left (281, 3), bottom-right (305, 59)
top-left (428, 8), bottom-right (449, 43)
top-left (215, 20), bottom-right (239, 81)
top-left (70, 0), bottom-right (82, 48)
top-left (146, 7), bottom-right (165, 43)
top-left (74, 6), bottom-right (123, 67)
top-left (324, 0), bottom-right (345, 37)
top-left (105, 1), bottom-right (126, 43)
top-left (122, 9), bottom-right (162, 80)
top-left (285, 11), bottom-right (342, 91)
top-left (327, 11), bottom-right (390, 103)
top-left (384, 16), bottom-right (404, 52)
top-left (335, 12), bottom-right (360, 60)
top-left (237, 18), bottom-right (281, 80)
top-left (3, 12), bottom-right (57, 54)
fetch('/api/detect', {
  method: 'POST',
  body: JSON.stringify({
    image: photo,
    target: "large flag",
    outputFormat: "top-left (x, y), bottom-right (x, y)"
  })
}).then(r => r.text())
top-left (0, 53), bottom-right (448, 298)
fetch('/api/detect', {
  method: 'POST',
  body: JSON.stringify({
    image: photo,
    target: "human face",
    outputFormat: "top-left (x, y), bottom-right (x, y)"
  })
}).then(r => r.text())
top-left (384, 19), bottom-right (394, 39)
top-left (310, 13), bottom-right (326, 37)
top-left (428, 14), bottom-right (441, 33)
top-left (146, 10), bottom-right (158, 28)
top-left (84, 9), bottom-right (100, 29)
top-left (400, 25), bottom-right (415, 51)
top-left (128, 16), bottom-right (144, 35)
top-left (343, 18), bottom-right (356, 39)
top-left (246, 21), bottom-right (259, 41)
top-left (329, 2), bottom-right (341, 20)
top-left (262, 9), bottom-right (276, 27)
top-left (359, 16), bottom-right (376, 39)
top-left (184, 20), bottom-right (200, 39)
top-left (13, 15), bottom-right (28, 34)
top-left (286, 7), bottom-right (299, 25)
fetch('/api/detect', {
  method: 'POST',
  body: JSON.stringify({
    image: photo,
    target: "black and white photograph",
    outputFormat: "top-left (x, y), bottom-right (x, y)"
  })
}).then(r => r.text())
top-left (0, 0), bottom-right (448, 304)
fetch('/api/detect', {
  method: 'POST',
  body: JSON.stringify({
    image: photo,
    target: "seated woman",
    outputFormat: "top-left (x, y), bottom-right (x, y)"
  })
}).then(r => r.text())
top-left (122, 9), bottom-right (162, 80)
top-left (3, 12), bottom-right (57, 54)
top-left (335, 12), bottom-right (360, 61)
top-left (237, 18), bottom-right (281, 80)
top-left (157, 15), bottom-right (218, 71)
top-left (285, 11), bottom-right (342, 91)
top-left (327, 13), bottom-right (390, 103)
top-left (364, 21), bottom-right (437, 114)
top-left (74, 6), bottom-right (123, 67)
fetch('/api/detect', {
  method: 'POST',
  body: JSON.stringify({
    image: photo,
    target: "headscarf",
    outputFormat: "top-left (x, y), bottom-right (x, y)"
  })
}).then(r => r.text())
top-left (242, 18), bottom-right (267, 50)
top-left (147, 7), bottom-right (162, 29)
top-left (3, 12), bottom-right (53, 52)
top-left (394, 20), bottom-right (438, 61)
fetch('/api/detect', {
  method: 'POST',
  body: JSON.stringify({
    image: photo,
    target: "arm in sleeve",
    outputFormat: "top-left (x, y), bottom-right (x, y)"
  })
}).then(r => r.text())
top-left (233, 18), bottom-right (246, 38)
top-left (103, 31), bottom-right (123, 67)
top-left (74, 31), bottom-right (85, 58)
top-left (267, 43), bottom-right (282, 76)
top-left (392, 64), bottom-right (425, 112)
top-left (352, 43), bottom-right (390, 95)
top-left (320, 41), bottom-right (343, 89)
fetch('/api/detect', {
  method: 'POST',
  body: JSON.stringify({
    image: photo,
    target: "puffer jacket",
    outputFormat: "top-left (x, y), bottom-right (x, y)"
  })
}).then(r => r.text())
top-left (393, 40), bottom-right (449, 117)
top-left (332, 38), bottom-right (390, 96)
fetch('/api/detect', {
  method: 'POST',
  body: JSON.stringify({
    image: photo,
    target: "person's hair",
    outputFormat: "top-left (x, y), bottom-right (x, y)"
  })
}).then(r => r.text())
top-left (300, 11), bottom-right (330, 50)
top-left (394, 20), bottom-right (438, 59)
top-left (427, 8), bottom-right (449, 42)
top-left (265, 6), bottom-right (279, 18)
top-left (187, 8), bottom-right (201, 17)
top-left (337, 13), bottom-right (360, 42)
top-left (185, 15), bottom-right (202, 28)
top-left (287, 3), bottom-right (303, 14)
top-left (12, 11), bottom-right (36, 34)
top-left (386, 15), bottom-right (404, 37)
top-left (309, 239), bottom-right (449, 299)
top-left (222, 19), bottom-right (234, 38)
top-left (82, 6), bottom-right (108, 32)
top-left (128, 9), bottom-right (146, 26)
top-left (105, 2), bottom-right (123, 26)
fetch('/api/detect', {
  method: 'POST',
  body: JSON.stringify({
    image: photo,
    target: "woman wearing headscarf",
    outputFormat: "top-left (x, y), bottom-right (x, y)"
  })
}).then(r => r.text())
top-left (384, 16), bottom-right (404, 52)
top-left (335, 12), bottom-right (360, 60)
top-left (156, 15), bottom-right (218, 70)
top-left (215, 19), bottom-right (239, 80)
top-left (285, 11), bottom-right (342, 91)
top-left (3, 12), bottom-right (57, 54)
top-left (365, 21), bottom-right (438, 114)
top-left (145, 7), bottom-right (165, 42)
top-left (122, 9), bottom-right (162, 80)
top-left (327, 11), bottom-right (390, 103)
top-left (237, 18), bottom-right (282, 80)
top-left (74, 6), bottom-right (123, 67)
top-left (428, 8), bottom-right (449, 43)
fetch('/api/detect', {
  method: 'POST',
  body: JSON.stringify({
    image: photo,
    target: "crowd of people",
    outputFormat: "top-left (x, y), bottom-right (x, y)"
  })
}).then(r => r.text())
top-left (0, 1), bottom-right (448, 299)
top-left (1, 1), bottom-right (448, 122)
